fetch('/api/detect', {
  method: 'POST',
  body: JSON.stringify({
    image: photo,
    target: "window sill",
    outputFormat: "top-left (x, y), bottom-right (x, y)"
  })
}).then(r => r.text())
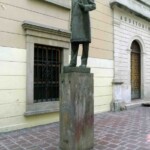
top-left (44, 0), bottom-right (71, 9)
top-left (24, 101), bottom-right (59, 116)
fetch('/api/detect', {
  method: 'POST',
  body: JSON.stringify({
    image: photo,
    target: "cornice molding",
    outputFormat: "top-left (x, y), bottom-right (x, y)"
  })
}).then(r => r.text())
top-left (22, 21), bottom-right (71, 38)
top-left (110, 0), bottom-right (150, 21)
top-left (137, 0), bottom-right (150, 7)
top-left (112, 79), bottom-right (124, 84)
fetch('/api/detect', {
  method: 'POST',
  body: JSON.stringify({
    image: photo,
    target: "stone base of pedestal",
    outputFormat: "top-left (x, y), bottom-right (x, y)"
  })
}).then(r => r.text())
top-left (60, 67), bottom-right (94, 150)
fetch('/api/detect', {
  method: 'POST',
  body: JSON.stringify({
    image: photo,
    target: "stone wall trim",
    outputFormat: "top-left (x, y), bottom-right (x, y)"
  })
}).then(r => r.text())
top-left (110, 0), bottom-right (150, 21)
top-left (22, 21), bottom-right (71, 38)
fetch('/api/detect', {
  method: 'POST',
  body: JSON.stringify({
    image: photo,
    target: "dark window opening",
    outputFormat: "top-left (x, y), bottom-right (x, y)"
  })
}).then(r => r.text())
top-left (34, 44), bottom-right (61, 103)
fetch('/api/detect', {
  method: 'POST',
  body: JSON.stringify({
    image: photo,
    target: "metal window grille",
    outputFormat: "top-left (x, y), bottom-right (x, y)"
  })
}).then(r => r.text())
top-left (34, 44), bottom-right (61, 103)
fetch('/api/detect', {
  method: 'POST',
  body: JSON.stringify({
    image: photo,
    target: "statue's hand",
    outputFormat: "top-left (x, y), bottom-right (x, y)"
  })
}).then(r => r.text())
top-left (78, 2), bottom-right (84, 10)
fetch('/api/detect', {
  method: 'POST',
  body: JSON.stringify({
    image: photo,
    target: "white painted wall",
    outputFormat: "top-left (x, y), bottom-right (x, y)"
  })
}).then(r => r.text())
top-left (76, 56), bottom-right (113, 113)
top-left (113, 6), bottom-right (150, 102)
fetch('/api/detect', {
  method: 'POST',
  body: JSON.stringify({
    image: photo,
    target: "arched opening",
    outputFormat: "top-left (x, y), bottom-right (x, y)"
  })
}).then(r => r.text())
top-left (131, 40), bottom-right (141, 100)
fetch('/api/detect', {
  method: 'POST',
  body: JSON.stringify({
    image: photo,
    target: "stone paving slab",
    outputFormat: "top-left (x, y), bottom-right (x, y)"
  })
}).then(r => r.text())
top-left (1, 107), bottom-right (150, 150)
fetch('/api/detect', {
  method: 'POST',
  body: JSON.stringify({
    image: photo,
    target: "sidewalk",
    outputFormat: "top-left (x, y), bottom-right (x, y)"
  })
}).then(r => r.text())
top-left (0, 106), bottom-right (150, 150)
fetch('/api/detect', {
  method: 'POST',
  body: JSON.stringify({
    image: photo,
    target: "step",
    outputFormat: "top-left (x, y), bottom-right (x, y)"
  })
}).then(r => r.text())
top-left (125, 100), bottom-right (150, 109)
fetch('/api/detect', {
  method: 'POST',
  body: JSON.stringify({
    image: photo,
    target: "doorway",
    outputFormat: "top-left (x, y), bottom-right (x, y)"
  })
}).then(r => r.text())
top-left (131, 41), bottom-right (141, 100)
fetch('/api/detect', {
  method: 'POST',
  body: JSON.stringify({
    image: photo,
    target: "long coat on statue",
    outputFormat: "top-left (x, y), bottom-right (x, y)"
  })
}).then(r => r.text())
top-left (71, 0), bottom-right (96, 43)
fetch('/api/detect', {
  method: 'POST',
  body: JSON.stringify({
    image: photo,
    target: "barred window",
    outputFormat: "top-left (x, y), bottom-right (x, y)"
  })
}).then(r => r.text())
top-left (34, 44), bottom-right (61, 103)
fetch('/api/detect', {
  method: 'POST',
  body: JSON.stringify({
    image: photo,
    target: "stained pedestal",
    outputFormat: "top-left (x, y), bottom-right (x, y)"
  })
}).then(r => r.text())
top-left (60, 67), bottom-right (94, 150)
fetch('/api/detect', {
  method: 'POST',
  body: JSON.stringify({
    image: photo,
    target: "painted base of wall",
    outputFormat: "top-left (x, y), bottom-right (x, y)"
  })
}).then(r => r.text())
top-left (0, 49), bottom-right (113, 132)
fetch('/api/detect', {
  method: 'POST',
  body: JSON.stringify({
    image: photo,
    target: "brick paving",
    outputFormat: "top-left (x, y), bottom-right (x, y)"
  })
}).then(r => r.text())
top-left (1, 106), bottom-right (150, 150)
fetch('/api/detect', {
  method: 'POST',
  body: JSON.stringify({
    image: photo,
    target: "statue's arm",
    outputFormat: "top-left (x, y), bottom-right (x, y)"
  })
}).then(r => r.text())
top-left (79, 0), bottom-right (96, 12)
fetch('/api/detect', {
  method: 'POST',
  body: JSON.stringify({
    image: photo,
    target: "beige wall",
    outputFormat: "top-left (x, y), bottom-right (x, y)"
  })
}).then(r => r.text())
top-left (89, 0), bottom-right (114, 113)
top-left (0, 0), bottom-right (70, 132)
top-left (0, 0), bottom-right (114, 132)
top-left (0, 0), bottom-right (70, 48)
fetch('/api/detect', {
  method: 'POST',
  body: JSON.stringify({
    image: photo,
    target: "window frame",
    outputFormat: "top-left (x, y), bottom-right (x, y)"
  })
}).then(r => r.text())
top-left (22, 21), bottom-right (70, 116)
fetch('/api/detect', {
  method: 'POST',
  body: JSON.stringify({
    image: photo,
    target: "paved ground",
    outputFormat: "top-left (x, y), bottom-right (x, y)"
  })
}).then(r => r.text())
top-left (0, 106), bottom-right (150, 150)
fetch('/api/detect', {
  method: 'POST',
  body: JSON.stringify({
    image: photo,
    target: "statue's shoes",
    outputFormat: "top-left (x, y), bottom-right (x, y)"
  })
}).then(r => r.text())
top-left (67, 64), bottom-right (76, 67)
top-left (79, 64), bottom-right (86, 68)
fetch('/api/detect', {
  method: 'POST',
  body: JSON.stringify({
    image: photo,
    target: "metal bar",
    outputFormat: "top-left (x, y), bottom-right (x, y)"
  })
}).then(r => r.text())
top-left (34, 44), bottom-right (61, 103)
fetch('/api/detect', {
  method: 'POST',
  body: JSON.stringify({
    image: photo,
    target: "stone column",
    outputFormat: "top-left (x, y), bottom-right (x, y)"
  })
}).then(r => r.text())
top-left (60, 67), bottom-right (94, 150)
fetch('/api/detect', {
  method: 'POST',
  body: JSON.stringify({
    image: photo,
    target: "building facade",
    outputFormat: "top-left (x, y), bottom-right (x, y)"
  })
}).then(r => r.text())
top-left (1, 0), bottom-right (150, 133)
top-left (0, 0), bottom-right (113, 132)
top-left (110, 0), bottom-right (150, 105)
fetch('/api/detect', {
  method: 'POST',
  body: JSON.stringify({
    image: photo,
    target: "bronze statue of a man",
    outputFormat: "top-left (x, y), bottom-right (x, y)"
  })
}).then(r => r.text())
top-left (69, 0), bottom-right (96, 67)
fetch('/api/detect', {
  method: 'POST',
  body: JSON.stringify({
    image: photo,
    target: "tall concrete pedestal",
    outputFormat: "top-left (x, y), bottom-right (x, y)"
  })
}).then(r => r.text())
top-left (60, 67), bottom-right (94, 150)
